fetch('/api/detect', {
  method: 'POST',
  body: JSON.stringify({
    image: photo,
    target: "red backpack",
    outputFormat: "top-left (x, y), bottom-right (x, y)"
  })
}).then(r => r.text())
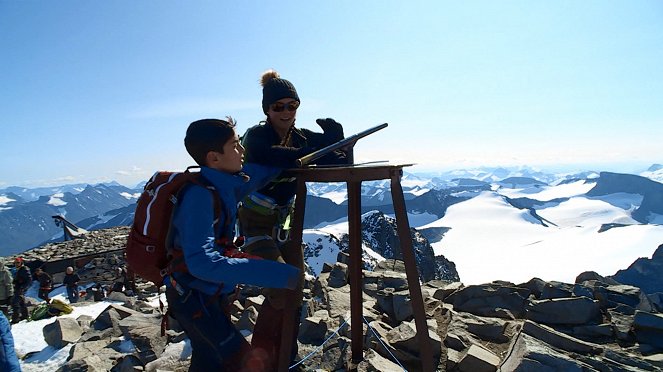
top-left (125, 168), bottom-right (222, 286)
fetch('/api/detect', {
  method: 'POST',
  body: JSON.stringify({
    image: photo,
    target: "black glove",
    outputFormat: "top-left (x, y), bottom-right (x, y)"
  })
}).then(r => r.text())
top-left (316, 118), bottom-right (344, 142)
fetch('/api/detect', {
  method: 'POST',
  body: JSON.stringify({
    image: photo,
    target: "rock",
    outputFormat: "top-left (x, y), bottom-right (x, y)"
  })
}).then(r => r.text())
top-left (143, 340), bottom-right (191, 372)
top-left (67, 340), bottom-right (123, 371)
top-left (429, 280), bottom-right (463, 301)
top-left (299, 311), bottom-right (330, 345)
top-left (519, 277), bottom-right (547, 299)
top-left (612, 244), bottom-right (663, 295)
top-left (526, 297), bottom-right (601, 325)
top-left (571, 324), bottom-right (613, 340)
top-left (110, 355), bottom-right (144, 371)
top-left (599, 284), bottom-right (655, 312)
top-left (328, 262), bottom-right (349, 288)
top-left (363, 269), bottom-right (408, 291)
top-left (118, 314), bottom-right (167, 364)
top-left (446, 283), bottom-right (530, 319)
top-left (444, 331), bottom-right (470, 351)
top-left (575, 271), bottom-right (620, 286)
top-left (392, 290), bottom-right (413, 322)
top-left (608, 309), bottom-right (635, 342)
top-left (522, 320), bottom-right (603, 355)
top-left (457, 344), bottom-right (500, 372)
top-left (384, 319), bottom-right (442, 370)
top-left (56, 354), bottom-right (107, 372)
top-left (633, 311), bottom-right (663, 350)
top-left (648, 292), bottom-right (663, 312)
top-left (540, 281), bottom-right (574, 299)
top-left (501, 333), bottom-right (596, 371)
top-left (465, 318), bottom-right (511, 343)
top-left (43, 317), bottom-right (84, 348)
top-left (356, 348), bottom-right (403, 372)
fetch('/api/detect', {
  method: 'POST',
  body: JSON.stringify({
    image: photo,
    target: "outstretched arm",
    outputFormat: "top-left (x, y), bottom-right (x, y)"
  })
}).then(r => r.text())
top-left (173, 186), bottom-right (300, 290)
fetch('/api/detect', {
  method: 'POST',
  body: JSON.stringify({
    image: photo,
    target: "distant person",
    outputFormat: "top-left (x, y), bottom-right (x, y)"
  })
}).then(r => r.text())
top-left (91, 283), bottom-right (106, 302)
top-left (238, 69), bottom-right (346, 368)
top-left (0, 311), bottom-right (21, 372)
top-left (11, 257), bottom-right (31, 323)
top-left (110, 267), bottom-right (126, 293)
top-left (0, 262), bottom-right (13, 318)
top-left (35, 267), bottom-right (53, 303)
top-left (63, 266), bottom-right (81, 304)
top-left (164, 118), bottom-right (300, 371)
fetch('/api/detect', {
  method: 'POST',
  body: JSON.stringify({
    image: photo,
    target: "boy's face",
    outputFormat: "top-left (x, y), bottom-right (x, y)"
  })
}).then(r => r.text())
top-left (207, 129), bottom-right (245, 173)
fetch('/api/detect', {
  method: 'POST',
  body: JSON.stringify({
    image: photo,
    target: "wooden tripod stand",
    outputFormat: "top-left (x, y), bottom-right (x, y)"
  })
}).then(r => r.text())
top-left (278, 164), bottom-right (435, 371)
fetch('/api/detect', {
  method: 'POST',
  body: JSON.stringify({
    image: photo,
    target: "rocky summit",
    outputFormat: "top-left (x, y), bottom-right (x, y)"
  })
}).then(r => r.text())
top-left (5, 227), bottom-right (663, 371)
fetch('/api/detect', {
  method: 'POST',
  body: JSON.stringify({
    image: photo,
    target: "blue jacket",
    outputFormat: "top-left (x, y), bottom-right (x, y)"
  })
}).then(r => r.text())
top-left (0, 312), bottom-right (20, 372)
top-left (166, 164), bottom-right (300, 295)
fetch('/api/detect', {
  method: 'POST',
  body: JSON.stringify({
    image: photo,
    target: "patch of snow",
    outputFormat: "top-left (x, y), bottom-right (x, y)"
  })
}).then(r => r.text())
top-left (1, 195), bottom-right (16, 205)
top-left (497, 180), bottom-right (595, 201)
top-left (47, 193), bottom-right (67, 206)
top-left (120, 192), bottom-right (141, 200)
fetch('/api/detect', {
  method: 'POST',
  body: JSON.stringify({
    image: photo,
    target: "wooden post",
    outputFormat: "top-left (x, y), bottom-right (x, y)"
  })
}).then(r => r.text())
top-left (390, 169), bottom-right (435, 371)
top-left (347, 180), bottom-right (364, 362)
top-left (278, 179), bottom-right (309, 372)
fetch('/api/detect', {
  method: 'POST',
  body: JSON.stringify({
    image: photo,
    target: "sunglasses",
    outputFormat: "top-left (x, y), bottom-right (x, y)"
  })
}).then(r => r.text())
top-left (270, 101), bottom-right (300, 112)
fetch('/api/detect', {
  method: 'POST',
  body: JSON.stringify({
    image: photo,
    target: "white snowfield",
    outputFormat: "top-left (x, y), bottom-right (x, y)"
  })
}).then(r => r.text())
top-left (425, 180), bottom-right (663, 285)
top-left (308, 178), bottom-right (663, 286)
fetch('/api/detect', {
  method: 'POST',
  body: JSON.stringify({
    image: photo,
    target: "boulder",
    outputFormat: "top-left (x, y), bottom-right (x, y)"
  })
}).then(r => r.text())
top-left (633, 311), bottom-right (663, 350)
top-left (501, 333), bottom-right (596, 371)
top-left (526, 297), bottom-right (601, 325)
top-left (457, 344), bottom-right (500, 372)
top-left (328, 262), bottom-right (349, 288)
top-left (522, 320), bottom-right (603, 355)
top-left (446, 283), bottom-right (530, 319)
top-left (118, 314), bottom-right (167, 364)
top-left (299, 310), bottom-right (331, 345)
top-left (44, 317), bottom-right (83, 348)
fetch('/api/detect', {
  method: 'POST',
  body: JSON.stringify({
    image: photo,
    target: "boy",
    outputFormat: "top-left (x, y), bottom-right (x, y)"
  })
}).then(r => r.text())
top-left (63, 266), bottom-right (81, 303)
top-left (35, 267), bottom-right (53, 303)
top-left (165, 118), bottom-right (300, 371)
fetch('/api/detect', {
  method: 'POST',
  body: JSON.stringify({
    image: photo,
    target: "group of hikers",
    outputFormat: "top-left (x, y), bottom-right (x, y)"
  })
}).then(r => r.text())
top-left (0, 257), bottom-right (35, 324)
top-left (160, 69), bottom-right (348, 371)
top-left (0, 256), bottom-right (134, 323)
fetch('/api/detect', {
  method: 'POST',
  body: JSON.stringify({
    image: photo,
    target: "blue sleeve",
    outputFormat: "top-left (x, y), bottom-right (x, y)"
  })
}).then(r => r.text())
top-left (237, 163), bottom-right (284, 197)
top-left (0, 313), bottom-right (20, 372)
top-left (173, 185), bottom-right (300, 289)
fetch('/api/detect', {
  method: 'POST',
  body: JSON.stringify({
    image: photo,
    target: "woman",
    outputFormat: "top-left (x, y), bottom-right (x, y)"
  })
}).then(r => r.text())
top-left (239, 69), bottom-right (346, 368)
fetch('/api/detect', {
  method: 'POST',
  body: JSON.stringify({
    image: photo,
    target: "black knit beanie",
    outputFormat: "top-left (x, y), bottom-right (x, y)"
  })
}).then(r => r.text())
top-left (261, 70), bottom-right (300, 114)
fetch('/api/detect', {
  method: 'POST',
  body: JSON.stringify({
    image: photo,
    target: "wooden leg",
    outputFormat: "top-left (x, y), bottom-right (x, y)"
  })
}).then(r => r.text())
top-left (278, 179), bottom-right (308, 372)
top-left (391, 170), bottom-right (435, 371)
top-left (347, 180), bottom-right (364, 363)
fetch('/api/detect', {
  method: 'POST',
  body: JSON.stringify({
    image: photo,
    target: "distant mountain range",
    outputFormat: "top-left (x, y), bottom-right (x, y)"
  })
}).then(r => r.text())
top-left (1, 164), bottom-right (662, 260)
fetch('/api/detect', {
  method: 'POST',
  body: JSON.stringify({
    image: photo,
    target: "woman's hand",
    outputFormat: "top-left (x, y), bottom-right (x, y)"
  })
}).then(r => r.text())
top-left (316, 118), bottom-right (344, 142)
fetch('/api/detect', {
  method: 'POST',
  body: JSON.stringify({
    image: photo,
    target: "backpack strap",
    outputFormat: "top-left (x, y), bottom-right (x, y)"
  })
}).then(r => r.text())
top-left (163, 172), bottom-right (229, 278)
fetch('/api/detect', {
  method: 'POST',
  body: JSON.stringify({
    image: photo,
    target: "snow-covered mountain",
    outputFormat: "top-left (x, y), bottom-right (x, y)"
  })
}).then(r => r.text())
top-left (2, 164), bottom-right (662, 288)
top-left (0, 184), bottom-right (140, 256)
top-left (303, 211), bottom-right (459, 282)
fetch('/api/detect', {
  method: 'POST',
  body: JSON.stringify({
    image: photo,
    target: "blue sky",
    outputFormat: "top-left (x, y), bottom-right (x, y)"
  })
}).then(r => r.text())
top-left (1, 1), bottom-right (662, 188)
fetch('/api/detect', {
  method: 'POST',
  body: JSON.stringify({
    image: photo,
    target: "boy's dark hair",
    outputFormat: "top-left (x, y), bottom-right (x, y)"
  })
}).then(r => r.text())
top-left (185, 117), bottom-right (236, 166)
